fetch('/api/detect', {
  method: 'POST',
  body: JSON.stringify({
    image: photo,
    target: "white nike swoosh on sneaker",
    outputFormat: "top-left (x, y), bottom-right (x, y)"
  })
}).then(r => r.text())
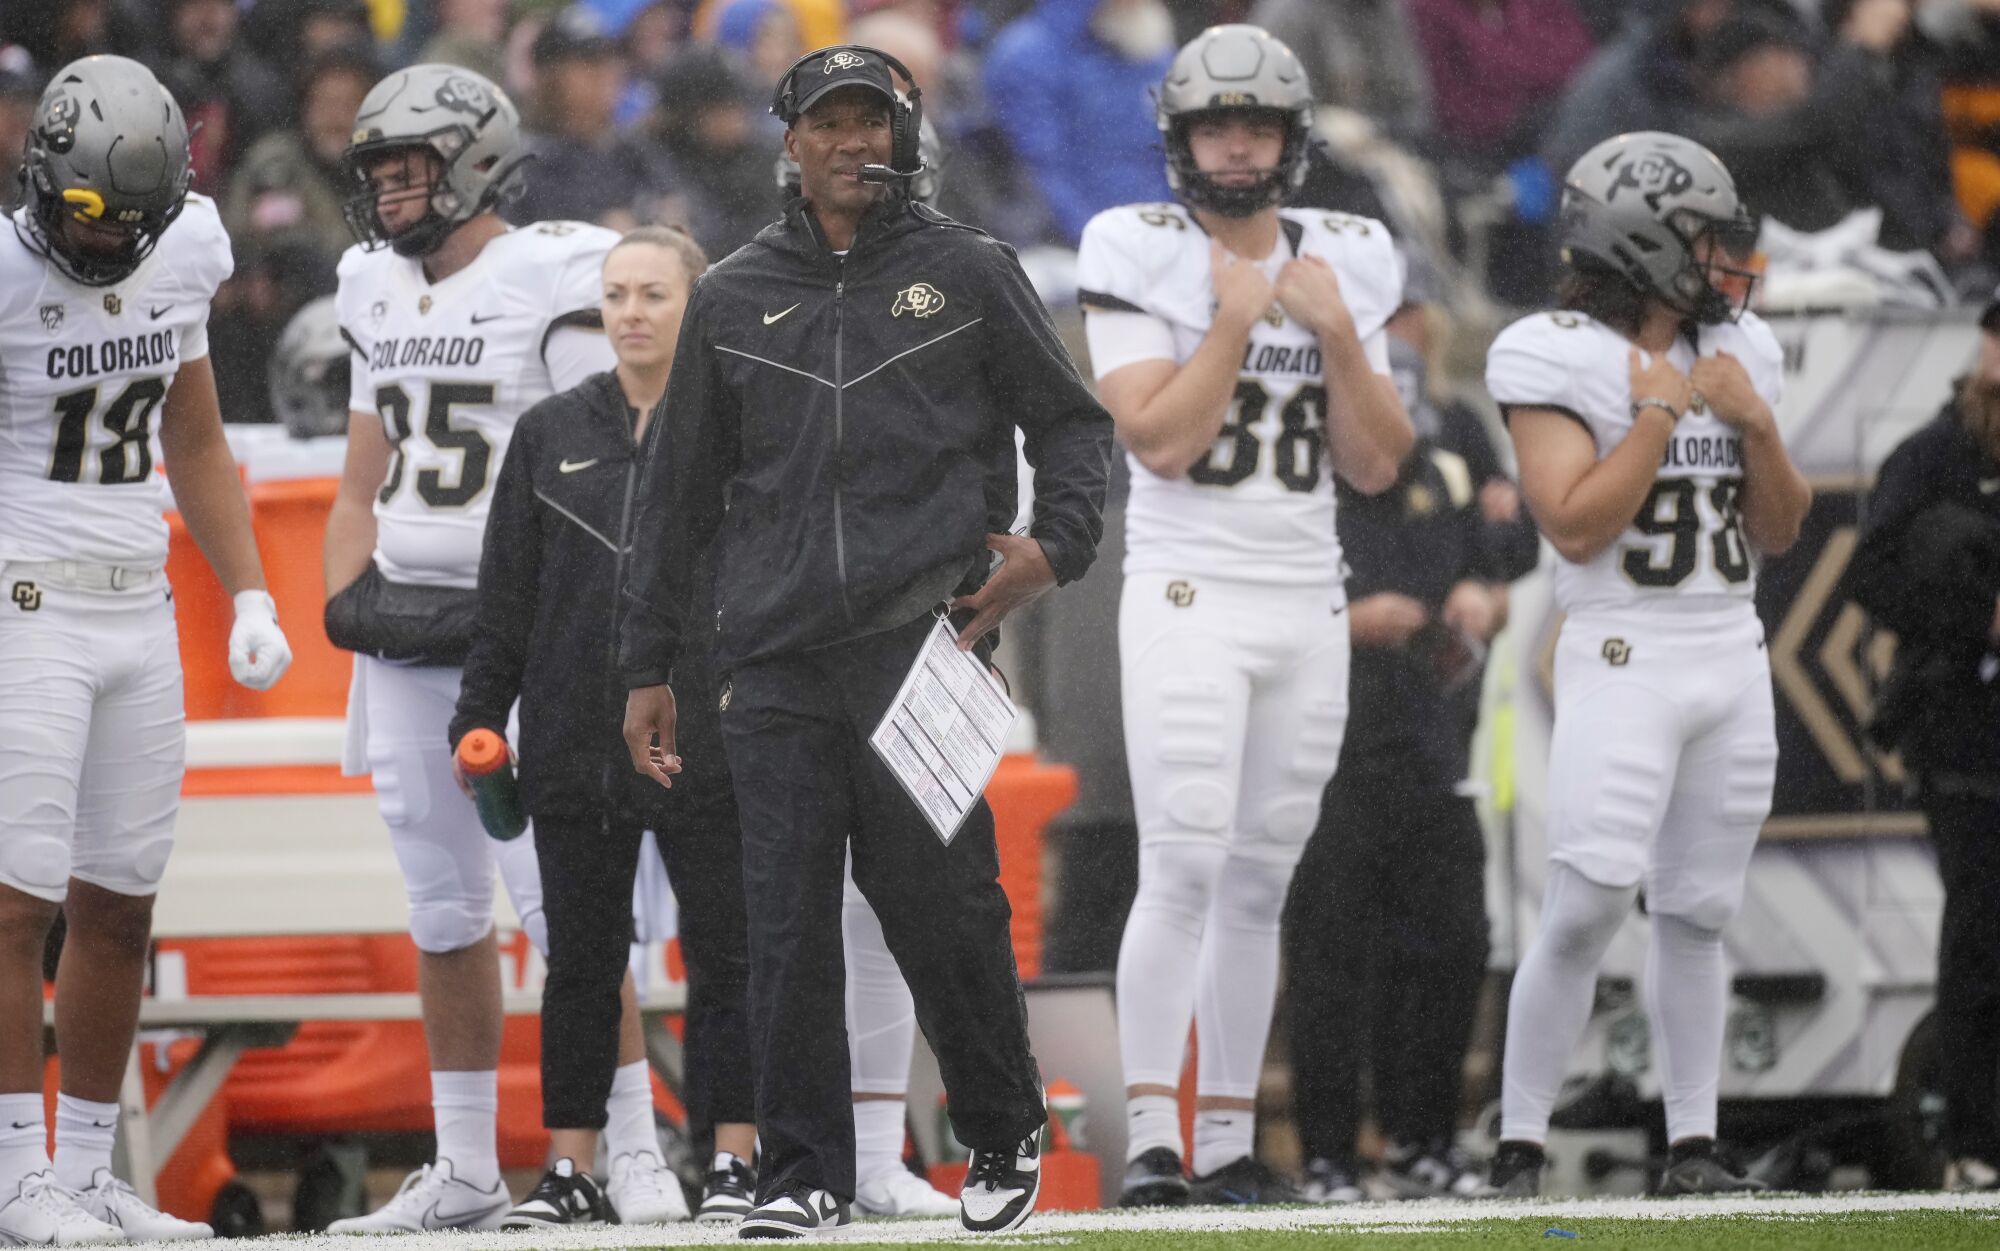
top-left (763, 304), bottom-right (801, 325)
top-left (559, 458), bottom-right (599, 473)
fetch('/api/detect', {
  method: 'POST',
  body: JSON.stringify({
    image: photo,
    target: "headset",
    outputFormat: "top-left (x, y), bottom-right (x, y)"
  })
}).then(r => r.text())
top-left (770, 44), bottom-right (925, 186)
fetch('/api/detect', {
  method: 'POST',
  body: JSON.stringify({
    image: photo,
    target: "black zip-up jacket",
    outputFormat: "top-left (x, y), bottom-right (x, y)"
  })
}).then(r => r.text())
top-left (618, 195), bottom-right (1113, 685)
top-left (1850, 395), bottom-right (2000, 779)
top-left (450, 371), bottom-right (713, 817)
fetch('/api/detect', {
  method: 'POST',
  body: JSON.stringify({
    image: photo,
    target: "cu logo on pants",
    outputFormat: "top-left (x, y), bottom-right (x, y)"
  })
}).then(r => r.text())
top-left (11, 581), bottom-right (41, 612)
top-left (1166, 580), bottom-right (1196, 608)
top-left (1601, 638), bottom-right (1632, 667)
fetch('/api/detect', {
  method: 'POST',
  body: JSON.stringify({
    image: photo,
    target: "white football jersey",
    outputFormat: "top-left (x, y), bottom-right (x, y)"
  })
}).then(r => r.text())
top-left (1485, 309), bottom-right (1786, 616)
top-left (0, 195), bottom-right (232, 569)
top-left (1078, 202), bottom-right (1402, 584)
top-left (338, 221), bottom-right (618, 588)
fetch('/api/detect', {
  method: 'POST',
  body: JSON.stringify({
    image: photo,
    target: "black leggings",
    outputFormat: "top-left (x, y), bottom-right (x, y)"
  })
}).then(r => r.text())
top-left (532, 733), bottom-right (753, 1136)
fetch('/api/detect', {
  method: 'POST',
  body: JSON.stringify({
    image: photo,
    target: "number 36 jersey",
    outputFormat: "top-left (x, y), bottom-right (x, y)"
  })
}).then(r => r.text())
top-left (338, 221), bottom-right (618, 589)
top-left (1078, 202), bottom-right (1403, 584)
top-left (1485, 308), bottom-right (1786, 616)
top-left (0, 195), bottom-right (232, 569)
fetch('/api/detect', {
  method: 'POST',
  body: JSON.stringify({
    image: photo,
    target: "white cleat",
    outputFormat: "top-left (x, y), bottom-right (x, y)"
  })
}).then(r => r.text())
top-left (607, 1151), bottom-right (689, 1225)
top-left (0, 1171), bottom-right (124, 1246)
top-left (75, 1170), bottom-right (213, 1241)
top-left (854, 1166), bottom-right (959, 1217)
top-left (325, 1161), bottom-right (510, 1234)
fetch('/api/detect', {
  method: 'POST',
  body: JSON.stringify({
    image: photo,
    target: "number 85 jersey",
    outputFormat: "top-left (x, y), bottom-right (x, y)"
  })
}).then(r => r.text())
top-left (1078, 202), bottom-right (1404, 584)
top-left (337, 221), bottom-right (618, 589)
top-left (0, 195), bottom-right (232, 569)
top-left (1485, 308), bottom-right (1786, 615)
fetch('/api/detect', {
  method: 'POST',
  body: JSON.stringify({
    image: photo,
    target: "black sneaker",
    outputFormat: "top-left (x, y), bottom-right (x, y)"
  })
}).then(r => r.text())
top-left (960, 1131), bottom-right (1042, 1233)
top-left (738, 1186), bottom-right (849, 1239)
top-left (696, 1152), bottom-right (757, 1226)
top-left (1656, 1139), bottom-right (1765, 1196)
top-left (501, 1159), bottom-right (612, 1228)
top-left (1382, 1139), bottom-right (1485, 1199)
top-left (1118, 1146), bottom-right (1190, 1207)
top-left (1477, 1140), bottom-right (1544, 1199)
top-left (1188, 1157), bottom-right (1303, 1205)
top-left (1301, 1157), bottom-right (1366, 1204)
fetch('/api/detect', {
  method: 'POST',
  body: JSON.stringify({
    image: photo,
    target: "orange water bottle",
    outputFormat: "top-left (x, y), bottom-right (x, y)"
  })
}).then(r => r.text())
top-left (456, 729), bottom-right (527, 841)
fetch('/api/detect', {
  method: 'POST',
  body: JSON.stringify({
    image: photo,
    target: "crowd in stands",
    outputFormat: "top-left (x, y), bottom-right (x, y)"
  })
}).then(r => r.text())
top-left (4, 0), bottom-right (1999, 423)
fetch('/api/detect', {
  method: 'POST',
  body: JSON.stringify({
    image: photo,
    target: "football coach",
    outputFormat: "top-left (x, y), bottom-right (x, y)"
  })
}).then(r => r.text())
top-left (618, 45), bottom-right (1113, 1239)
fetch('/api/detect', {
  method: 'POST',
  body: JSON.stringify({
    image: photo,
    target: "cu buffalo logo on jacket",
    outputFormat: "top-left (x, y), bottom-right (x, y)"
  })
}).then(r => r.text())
top-left (891, 282), bottom-right (945, 318)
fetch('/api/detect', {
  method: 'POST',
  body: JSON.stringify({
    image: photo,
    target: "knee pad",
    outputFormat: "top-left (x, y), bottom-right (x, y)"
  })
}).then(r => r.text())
top-left (1649, 883), bottom-right (1741, 937)
top-left (0, 827), bottom-right (73, 903)
top-left (1210, 852), bottom-right (1297, 932)
top-left (407, 896), bottom-right (495, 954)
top-left (70, 828), bottom-right (174, 899)
top-left (1133, 840), bottom-right (1229, 928)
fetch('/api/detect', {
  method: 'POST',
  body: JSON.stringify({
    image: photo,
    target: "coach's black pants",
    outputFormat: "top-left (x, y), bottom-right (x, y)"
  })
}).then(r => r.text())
top-left (532, 670), bottom-right (753, 1138)
top-left (721, 615), bottom-right (1046, 1200)
top-left (1284, 755), bottom-right (1489, 1164)
top-left (1925, 782), bottom-right (2000, 1161)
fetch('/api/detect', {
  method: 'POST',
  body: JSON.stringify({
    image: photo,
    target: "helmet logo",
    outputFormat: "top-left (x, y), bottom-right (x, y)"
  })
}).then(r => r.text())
top-left (891, 282), bottom-right (944, 318)
top-left (41, 94), bottom-right (79, 154)
top-left (824, 51), bottom-right (866, 72)
top-left (434, 76), bottom-right (492, 117)
top-left (1607, 153), bottom-right (1694, 213)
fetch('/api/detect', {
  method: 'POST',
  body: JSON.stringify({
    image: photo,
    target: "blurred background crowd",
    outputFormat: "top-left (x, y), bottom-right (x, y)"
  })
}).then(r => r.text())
top-left (3, 0), bottom-right (1999, 423)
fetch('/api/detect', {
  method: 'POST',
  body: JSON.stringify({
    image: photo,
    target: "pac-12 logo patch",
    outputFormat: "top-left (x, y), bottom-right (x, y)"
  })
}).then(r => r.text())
top-left (1601, 638), bottom-right (1631, 666)
top-left (39, 303), bottom-right (63, 333)
top-left (1166, 580), bottom-right (1195, 608)
top-left (891, 282), bottom-right (944, 318)
top-left (11, 581), bottom-right (41, 612)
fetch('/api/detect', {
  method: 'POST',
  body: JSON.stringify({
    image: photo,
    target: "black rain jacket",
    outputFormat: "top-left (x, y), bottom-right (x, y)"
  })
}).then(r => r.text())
top-left (618, 194), bottom-right (1113, 685)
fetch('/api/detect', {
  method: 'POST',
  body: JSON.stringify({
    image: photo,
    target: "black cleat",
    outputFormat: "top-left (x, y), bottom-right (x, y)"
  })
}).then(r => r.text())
top-left (1476, 1140), bottom-right (1544, 1199)
top-left (1188, 1157), bottom-right (1303, 1205)
top-left (696, 1152), bottom-right (757, 1226)
top-left (1118, 1147), bottom-right (1190, 1207)
top-left (960, 1131), bottom-right (1043, 1233)
top-left (1656, 1139), bottom-right (1766, 1196)
top-left (501, 1159), bottom-right (613, 1228)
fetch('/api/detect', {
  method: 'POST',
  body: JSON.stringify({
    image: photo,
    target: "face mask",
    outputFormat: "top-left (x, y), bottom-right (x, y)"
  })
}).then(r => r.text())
top-left (1091, 0), bottom-right (1176, 62)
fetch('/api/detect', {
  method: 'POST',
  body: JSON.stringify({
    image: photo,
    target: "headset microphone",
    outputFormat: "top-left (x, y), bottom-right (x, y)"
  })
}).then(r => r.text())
top-left (858, 160), bottom-right (927, 185)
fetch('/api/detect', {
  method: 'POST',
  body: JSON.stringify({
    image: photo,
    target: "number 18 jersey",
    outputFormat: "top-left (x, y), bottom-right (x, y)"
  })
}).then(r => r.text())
top-left (1484, 309), bottom-right (1786, 616)
top-left (337, 221), bottom-right (617, 589)
top-left (0, 195), bottom-right (232, 569)
top-left (1078, 202), bottom-right (1403, 585)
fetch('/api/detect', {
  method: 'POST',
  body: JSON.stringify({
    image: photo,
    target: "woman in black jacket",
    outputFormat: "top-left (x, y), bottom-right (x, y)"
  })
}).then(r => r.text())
top-left (449, 227), bottom-right (759, 1226)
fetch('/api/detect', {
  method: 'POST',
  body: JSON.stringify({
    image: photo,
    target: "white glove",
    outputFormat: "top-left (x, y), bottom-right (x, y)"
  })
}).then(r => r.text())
top-left (228, 590), bottom-right (293, 691)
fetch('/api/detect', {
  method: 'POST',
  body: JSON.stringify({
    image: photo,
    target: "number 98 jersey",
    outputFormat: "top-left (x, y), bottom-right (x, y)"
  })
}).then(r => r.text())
top-left (1078, 202), bottom-right (1404, 585)
top-left (1485, 309), bottom-right (1786, 616)
top-left (337, 221), bottom-right (618, 589)
top-left (0, 195), bottom-right (232, 569)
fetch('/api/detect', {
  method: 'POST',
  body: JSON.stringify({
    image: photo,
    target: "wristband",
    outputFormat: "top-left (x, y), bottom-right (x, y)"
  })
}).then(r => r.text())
top-left (1630, 397), bottom-right (1681, 424)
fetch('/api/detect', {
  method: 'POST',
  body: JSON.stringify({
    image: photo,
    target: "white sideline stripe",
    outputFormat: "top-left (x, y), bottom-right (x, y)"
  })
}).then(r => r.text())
top-left (214, 1191), bottom-right (2000, 1249)
top-left (184, 717), bottom-right (348, 768)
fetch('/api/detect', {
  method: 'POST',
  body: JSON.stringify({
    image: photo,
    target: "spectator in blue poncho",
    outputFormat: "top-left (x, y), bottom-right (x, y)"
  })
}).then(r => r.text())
top-left (980, 0), bottom-right (1175, 245)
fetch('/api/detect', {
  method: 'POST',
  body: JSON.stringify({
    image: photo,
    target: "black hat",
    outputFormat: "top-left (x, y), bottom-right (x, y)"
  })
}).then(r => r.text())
top-left (532, 6), bottom-right (618, 66)
top-left (775, 46), bottom-right (896, 123)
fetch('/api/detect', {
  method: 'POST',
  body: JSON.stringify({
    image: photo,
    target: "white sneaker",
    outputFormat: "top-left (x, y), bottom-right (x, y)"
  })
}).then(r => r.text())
top-left (75, 1170), bottom-right (213, 1241)
top-left (606, 1151), bottom-right (689, 1224)
top-left (1948, 1156), bottom-right (2000, 1192)
top-left (0, 1171), bottom-right (124, 1246)
top-left (854, 1166), bottom-right (958, 1217)
top-left (325, 1161), bottom-right (510, 1234)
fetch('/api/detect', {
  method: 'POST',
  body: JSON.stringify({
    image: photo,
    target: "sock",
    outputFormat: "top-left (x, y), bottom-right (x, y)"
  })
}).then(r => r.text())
top-left (0, 1094), bottom-right (49, 1188)
top-left (1124, 1093), bottom-right (1181, 1163)
top-left (51, 1094), bottom-right (118, 1192)
top-left (1646, 914), bottom-right (1728, 1143)
top-left (1191, 1108), bottom-right (1254, 1177)
top-left (430, 1070), bottom-right (500, 1188)
top-left (603, 1061), bottom-right (657, 1163)
top-left (1498, 865), bottom-right (1634, 1143)
top-left (853, 1100), bottom-right (905, 1186)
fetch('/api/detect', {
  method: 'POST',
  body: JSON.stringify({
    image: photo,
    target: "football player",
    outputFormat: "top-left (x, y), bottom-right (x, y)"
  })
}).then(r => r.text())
top-left (1482, 132), bottom-right (1810, 1197)
top-left (0, 56), bottom-right (291, 1244)
top-left (773, 122), bottom-right (967, 1220)
top-left (319, 65), bottom-right (679, 1231)
top-left (1077, 25), bottom-right (1412, 1206)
